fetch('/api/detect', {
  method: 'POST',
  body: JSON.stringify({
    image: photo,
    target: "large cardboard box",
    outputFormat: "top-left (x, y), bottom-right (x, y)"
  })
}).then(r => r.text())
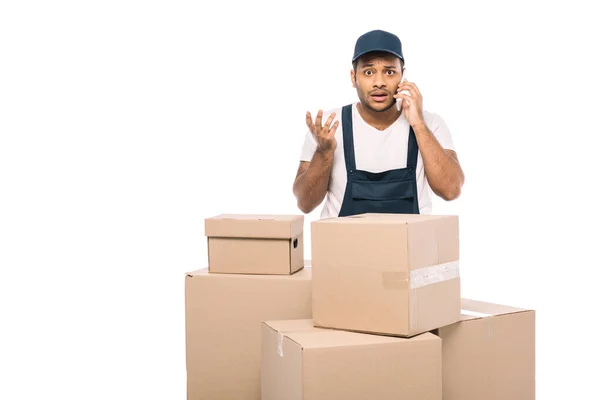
top-left (261, 319), bottom-right (442, 400)
top-left (185, 267), bottom-right (312, 400)
top-left (435, 298), bottom-right (535, 400)
top-left (205, 214), bottom-right (304, 274)
top-left (311, 213), bottom-right (461, 337)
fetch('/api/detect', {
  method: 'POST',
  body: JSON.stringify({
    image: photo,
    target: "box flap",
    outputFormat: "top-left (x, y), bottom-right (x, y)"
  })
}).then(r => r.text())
top-left (407, 214), bottom-right (459, 270)
top-left (205, 214), bottom-right (303, 239)
top-left (266, 319), bottom-right (440, 350)
top-left (348, 213), bottom-right (446, 222)
top-left (311, 213), bottom-right (458, 271)
top-left (311, 218), bottom-right (408, 270)
top-left (316, 213), bottom-right (447, 225)
top-left (263, 319), bottom-right (315, 332)
top-left (460, 298), bottom-right (533, 321)
top-left (186, 267), bottom-right (312, 281)
top-left (287, 330), bottom-right (439, 349)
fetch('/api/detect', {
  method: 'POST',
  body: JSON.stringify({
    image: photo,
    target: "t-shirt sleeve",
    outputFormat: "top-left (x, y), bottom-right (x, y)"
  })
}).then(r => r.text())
top-left (428, 113), bottom-right (456, 152)
top-left (299, 130), bottom-right (318, 162)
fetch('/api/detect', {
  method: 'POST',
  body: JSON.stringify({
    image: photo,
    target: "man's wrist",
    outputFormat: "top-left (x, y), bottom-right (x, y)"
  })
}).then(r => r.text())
top-left (316, 146), bottom-right (335, 158)
top-left (411, 119), bottom-right (428, 132)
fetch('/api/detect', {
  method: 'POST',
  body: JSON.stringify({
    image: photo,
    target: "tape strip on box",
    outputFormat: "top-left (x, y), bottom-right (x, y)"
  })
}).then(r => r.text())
top-left (409, 260), bottom-right (459, 289)
top-left (408, 260), bottom-right (460, 331)
top-left (461, 309), bottom-right (493, 318)
top-left (277, 332), bottom-right (284, 357)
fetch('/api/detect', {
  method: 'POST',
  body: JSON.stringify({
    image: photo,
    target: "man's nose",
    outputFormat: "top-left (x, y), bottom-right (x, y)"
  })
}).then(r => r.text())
top-left (373, 72), bottom-right (385, 87)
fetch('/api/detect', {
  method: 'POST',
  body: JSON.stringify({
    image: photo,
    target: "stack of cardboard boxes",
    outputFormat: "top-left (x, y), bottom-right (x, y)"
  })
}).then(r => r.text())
top-left (185, 213), bottom-right (535, 399)
top-left (185, 214), bottom-right (313, 399)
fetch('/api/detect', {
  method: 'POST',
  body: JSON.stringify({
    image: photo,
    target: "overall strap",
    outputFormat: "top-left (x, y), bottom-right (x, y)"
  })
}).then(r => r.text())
top-left (407, 125), bottom-right (419, 168)
top-left (341, 104), bottom-right (356, 173)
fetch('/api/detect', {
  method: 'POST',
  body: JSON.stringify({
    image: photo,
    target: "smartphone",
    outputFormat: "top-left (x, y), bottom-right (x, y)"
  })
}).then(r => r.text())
top-left (396, 73), bottom-right (410, 110)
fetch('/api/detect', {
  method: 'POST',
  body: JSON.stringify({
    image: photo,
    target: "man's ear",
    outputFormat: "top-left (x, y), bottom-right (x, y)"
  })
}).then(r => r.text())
top-left (350, 69), bottom-right (356, 88)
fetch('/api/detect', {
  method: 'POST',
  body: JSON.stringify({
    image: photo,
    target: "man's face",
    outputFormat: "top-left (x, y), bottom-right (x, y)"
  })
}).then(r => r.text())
top-left (351, 53), bottom-right (404, 113)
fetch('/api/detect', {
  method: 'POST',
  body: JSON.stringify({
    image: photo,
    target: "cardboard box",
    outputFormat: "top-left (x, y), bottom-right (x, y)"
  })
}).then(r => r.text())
top-left (205, 214), bottom-right (304, 274)
top-left (261, 319), bottom-right (442, 400)
top-left (185, 267), bottom-right (312, 400)
top-left (311, 213), bottom-right (461, 337)
top-left (434, 298), bottom-right (535, 400)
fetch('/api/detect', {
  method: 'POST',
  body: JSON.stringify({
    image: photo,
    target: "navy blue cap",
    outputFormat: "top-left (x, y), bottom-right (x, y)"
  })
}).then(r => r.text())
top-left (352, 30), bottom-right (404, 63)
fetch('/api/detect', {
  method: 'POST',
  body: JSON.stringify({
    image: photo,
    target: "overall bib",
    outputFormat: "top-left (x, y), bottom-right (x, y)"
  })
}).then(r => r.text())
top-left (338, 104), bottom-right (420, 217)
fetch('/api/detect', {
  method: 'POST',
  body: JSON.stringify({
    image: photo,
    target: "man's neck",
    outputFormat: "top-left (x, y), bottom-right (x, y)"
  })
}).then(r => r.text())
top-left (357, 102), bottom-right (403, 131)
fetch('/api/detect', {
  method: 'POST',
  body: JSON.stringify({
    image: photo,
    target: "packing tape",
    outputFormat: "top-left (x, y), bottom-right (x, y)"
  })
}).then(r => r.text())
top-left (461, 309), bottom-right (493, 318)
top-left (277, 332), bottom-right (284, 357)
top-left (408, 261), bottom-right (459, 332)
top-left (409, 260), bottom-right (459, 289)
top-left (382, 261), bottom-right (460, 290)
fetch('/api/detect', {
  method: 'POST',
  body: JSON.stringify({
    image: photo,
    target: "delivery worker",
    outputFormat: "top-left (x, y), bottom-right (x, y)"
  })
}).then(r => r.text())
top-left (293, 29), bottom-right (465, 218)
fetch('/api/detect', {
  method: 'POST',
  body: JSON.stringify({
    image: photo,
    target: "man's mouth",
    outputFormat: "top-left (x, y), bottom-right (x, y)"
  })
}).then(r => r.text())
top-left (370, 92), bottom-right (389, 102)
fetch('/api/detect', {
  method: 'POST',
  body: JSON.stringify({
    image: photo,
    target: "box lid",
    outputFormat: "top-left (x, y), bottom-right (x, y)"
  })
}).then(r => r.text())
top-left (286, 330), bottom-right (438, 350)
top-left (459, 298), bottom-right (534, 321)
top-left (264, 319), bottom-right (439, 350)
top-left (311, 213), bottom-right (458, 271)
top-left (315, 213), bottom-right (447, 225)
top-left (264, 319), bottom-right (315, 332)
top-left (205, 214), bottom-right (303, 239)
top-left (186, 267), bottom-right (312, 281)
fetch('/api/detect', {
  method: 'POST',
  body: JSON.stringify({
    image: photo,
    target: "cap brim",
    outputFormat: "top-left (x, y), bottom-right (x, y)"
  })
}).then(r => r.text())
top-left (352, 48), bottom-right (404, 62)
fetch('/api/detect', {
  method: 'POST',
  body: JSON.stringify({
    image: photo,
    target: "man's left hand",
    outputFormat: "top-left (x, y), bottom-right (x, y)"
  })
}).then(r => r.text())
top-left (394, 81), bottom-right (425, 128)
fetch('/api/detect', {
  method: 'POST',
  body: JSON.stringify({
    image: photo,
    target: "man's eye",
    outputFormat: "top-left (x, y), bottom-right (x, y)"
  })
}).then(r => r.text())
top-left (386, 70), bottom-right (395, 75)
top-left (365, 70), bottom-right (373, 76)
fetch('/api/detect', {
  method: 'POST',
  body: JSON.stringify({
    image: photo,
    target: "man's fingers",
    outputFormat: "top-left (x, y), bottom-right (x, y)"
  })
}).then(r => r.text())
top-left (306, 112), bottom-right (315, 133)
top-left (396, 94), bottom-right (411, 106)
top-left (328, 120), bottom-right (340, 138)
top-left (393, 90), bottom-right (410, 98)
top-left (406, 81), bottom-right (421, 97)
top-left (323, 112), bottom-right (336, 131)
top-left (396, 83), bottom-right (413, 95)
top-left (315, 110), bottom-right (323, 130)
top-left (414, 85), bottom-right (422, 97)
top-left (397, 82), bottom-right (420, 98)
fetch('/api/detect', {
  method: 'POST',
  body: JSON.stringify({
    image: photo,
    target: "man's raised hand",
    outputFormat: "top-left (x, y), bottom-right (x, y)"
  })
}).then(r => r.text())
top-left (306, 110), bottom-right (339, 153)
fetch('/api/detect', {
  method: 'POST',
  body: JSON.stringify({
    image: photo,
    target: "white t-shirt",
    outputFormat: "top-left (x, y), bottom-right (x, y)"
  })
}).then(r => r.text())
top-left (299, 102), bottom-right (455, 219)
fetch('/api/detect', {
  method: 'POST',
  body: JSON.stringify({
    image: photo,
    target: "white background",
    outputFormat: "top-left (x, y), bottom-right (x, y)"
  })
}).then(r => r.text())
top-left (1, 0), bottom-right (599, 398)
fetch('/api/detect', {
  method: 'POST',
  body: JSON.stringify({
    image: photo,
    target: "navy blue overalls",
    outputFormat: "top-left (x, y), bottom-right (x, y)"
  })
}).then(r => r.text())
top-left (338, 104), bottom-right (420, 217)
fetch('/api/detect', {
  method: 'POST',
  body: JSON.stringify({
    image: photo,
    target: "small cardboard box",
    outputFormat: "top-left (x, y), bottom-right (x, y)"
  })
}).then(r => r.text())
top-left (205, 214), bottom-right (304, 275)
top-left (311, 213), bottom-right (461, 337)
top-left (261, 319), bottom-right (442, 400)
top-left (434, 298), bottom-right (536, 400)
top-left (185, 267), bottom-right (313, 400)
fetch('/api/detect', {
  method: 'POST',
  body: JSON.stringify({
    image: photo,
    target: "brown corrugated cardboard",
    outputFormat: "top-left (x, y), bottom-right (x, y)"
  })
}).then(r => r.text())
top-left (185, 267), bottom-right (312, 400)
top-left (262, 319), bottom-right (442, 400)
top-left (311, 213), bottom-right (460, 337)
top-left (434, 298), bottom-right (535, 400)
top-left (205, 214), bottom-right (304, 274)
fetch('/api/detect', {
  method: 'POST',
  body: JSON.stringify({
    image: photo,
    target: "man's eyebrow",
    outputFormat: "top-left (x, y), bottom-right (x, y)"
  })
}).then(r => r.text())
top-left (361, 63), bottom-right (397, 69)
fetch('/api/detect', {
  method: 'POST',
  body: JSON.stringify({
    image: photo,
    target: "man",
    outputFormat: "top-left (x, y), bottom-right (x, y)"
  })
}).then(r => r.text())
top-left (293, 29), bottom-right (464, 218)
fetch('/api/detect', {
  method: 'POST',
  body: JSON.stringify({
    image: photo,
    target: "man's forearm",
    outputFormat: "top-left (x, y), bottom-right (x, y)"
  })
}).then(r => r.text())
top-left (412, 122), bottom-right (464, 200)
top-left (293, 149), bottom-right (334, 213)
